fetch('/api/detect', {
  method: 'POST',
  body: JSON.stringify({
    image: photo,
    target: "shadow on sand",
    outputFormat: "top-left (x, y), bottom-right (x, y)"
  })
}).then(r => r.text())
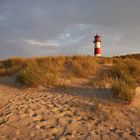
top-left (0, 76), bottom-right (112, 101)
top-left (49, 86), bottom-right (112, 100)
top-left (0, 76), bottom-right (21, 88)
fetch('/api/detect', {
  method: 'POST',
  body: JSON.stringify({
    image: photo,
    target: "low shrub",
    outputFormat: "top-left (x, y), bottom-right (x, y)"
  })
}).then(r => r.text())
top-left (17, 61), bottom-right (58, 87)
top-left (88, 67), bottom-right (109, 88)
top-left (64, 55), bottom-right (99, 78)
top-left (88, 58), bottom-right (139, 103)
top-left (0, 57), bottom-right (26, 75)
top-left (109, 59), bottom-right (139, 102)
top-left (111, 80), bottom-right (135, 103)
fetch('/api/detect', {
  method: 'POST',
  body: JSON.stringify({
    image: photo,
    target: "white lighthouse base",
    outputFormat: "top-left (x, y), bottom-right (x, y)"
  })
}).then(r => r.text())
top-left (95, 54), bottom-right (101, 57)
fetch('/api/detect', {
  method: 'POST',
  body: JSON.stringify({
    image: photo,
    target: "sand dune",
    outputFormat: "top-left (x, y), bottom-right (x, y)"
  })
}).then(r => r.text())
top-left (0, 77), bottom-right (140, 140)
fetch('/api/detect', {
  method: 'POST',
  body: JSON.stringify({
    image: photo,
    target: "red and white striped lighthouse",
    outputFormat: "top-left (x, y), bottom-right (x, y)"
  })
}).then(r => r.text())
top-left (93, 34), bottom-right (101, 57)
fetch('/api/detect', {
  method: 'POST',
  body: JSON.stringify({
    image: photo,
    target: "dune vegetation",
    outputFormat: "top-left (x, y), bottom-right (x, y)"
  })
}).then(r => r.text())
top-left (109, 59), bottom-right (140, 102)
top-left (90, 57), bottom-right (140, 103)
top-left (0, 54), bottom-right (140, 103)
top-left (0, 56), bottom-right (112, 86)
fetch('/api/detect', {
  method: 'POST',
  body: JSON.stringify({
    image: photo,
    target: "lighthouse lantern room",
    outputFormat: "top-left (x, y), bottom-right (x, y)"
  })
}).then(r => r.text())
top-left (94, 34), bottom-right (101, 57)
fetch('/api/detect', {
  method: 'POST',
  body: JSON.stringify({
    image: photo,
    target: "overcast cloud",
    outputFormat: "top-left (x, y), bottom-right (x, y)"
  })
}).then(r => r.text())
top-left (0, 0), bottom-right (140, 59)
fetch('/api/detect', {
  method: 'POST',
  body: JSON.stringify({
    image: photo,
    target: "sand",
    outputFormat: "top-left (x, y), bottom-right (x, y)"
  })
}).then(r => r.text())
top-left (0, 77), bottom-right (140, 140)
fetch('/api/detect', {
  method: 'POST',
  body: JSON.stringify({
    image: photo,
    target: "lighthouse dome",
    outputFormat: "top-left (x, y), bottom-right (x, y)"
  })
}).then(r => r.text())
top-left (95, 34), bottom-right (100, 37)
top-left (94, 34), bottom-right (101, 42)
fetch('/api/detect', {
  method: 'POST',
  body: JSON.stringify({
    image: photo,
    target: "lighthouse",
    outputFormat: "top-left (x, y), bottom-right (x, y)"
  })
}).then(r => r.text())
top-left (94, 34), bottom-right (101, 57)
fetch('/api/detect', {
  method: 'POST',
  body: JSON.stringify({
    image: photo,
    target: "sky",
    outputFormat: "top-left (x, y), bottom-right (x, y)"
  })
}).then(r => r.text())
top-left (0, 0), bottom-right (140, 59)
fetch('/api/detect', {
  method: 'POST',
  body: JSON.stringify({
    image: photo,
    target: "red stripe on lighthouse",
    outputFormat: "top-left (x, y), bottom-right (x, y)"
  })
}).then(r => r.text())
top-left (95, 48), bottom-right (101, 55)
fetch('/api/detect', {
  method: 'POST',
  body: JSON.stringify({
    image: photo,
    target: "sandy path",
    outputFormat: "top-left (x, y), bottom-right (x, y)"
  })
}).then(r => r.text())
top-left (0, 83), bottom-right (140, 140)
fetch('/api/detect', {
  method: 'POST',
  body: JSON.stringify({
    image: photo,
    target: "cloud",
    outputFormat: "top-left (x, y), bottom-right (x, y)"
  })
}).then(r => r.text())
top-left (57, 33), bottom-right (85, 46)
top-left (23, 39), bottom-right (59, 48)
